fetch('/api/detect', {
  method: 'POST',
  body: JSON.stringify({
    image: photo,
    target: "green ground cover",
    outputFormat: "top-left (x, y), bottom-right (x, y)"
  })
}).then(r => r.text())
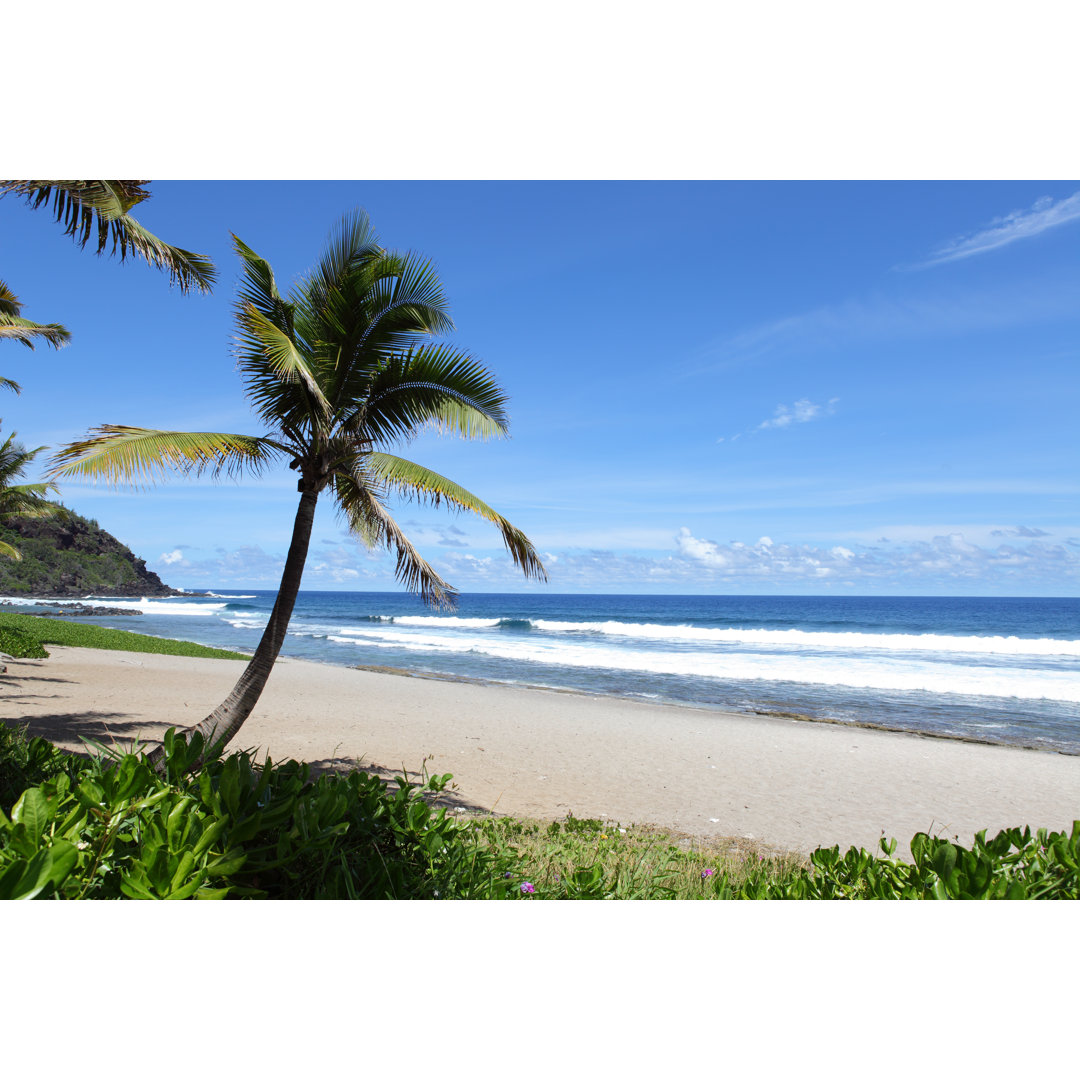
top-left (0, 611), bottom-right (248, 661)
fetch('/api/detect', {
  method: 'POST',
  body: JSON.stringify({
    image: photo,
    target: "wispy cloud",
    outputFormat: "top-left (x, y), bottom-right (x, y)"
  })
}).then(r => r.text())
top-left (758, 397), bottom-right (838, 430)
top-left (913, 191), bottom-right (1080, 268)
top-left (689, 278), bottom-right (1080, 374)
top-left (990, 525), bottom-right (1051, 538)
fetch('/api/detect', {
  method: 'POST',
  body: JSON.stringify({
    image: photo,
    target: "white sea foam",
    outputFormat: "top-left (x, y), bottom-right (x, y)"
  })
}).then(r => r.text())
top-left (86, 598), bottom-right (229, 616)
top-left (205, 593), bottom-right (257, 599)
top-left (529, 620), bottom-right (1080, 658)
top-left (224, 616), bottom-right (269, 630)
top-left (323, 625), bottom-right (1080, 703)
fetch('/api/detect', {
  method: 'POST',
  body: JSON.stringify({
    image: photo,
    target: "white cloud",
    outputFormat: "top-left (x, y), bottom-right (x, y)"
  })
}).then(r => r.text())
top-left (673, 528), bottom-right (1079, 587)
top-left (758, 397), bottom-right (838, 430)
top-left (916, 191), bottom-right (1080, 268)
top-left (159, 549), bottom-right (186, 566)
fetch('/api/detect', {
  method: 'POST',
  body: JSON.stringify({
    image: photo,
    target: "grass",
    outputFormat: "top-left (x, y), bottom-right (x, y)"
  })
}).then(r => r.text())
top-left (0, 611), bottom-right (249, 661)
top-left (465, 813), bottom-right (807, 898)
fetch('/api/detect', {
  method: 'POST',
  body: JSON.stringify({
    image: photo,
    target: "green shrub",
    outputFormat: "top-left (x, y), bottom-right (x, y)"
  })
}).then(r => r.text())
top-left (0, 728), bottom-right (522, 900)
top-left (0, 625), bottom-right (49, 660)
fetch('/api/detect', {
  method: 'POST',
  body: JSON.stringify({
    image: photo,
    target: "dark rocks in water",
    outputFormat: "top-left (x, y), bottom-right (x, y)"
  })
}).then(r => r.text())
top-left (0, 508), bottom-right (185, 598)
top-left (0, 600), bottom-right (143, 617)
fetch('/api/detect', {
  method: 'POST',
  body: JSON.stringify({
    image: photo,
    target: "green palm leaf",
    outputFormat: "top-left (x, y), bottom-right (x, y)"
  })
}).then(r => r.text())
top-left (46, 426), bottom-right (286, 486)
top-left (334, 471), bottom-right (457, 608)
top-left (0, 279), bottom-right (70, 353)
top-left (364, 452), bottom-right (546, 581)
top-left (0, 434), bottom-right (61, 559)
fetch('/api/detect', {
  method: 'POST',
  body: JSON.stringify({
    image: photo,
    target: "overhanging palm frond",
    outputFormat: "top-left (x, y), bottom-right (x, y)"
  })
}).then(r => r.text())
top-left (363, 452), bottom-right (547, 582)
top-left (0, 181), bottom-right (217, 294)
top-left (334, 471), bottom-right (457, 608)
top-left (46, 426), bottom-right (287, 487)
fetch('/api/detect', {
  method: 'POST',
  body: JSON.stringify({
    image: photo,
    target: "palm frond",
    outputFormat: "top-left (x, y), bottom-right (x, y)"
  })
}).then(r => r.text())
top-left (0, 482), bottom-right (60, 519)
top-left (354, 344), bottom-right (511, 443)
top-left (46, 426), bottom-right (285, 487)
top-left (0, 318), bottom-right (71, 351)
top-left (334, 471), bottom-right (458, 608)
top-left (363, 452), bottom-right (546, 582)
top-left (0, 279), bottom-right (21, 318)
top-left (0, 377), bottom-right (20, 394)
top-left (309, 210), bottom-right (383, 300)
top-left (1, 181), bottom-right (217, 294)
top-left (0, 539), bottom-right (22, 561)
top-left (236, 302), bottom-right (330, 421)
top-left (0, 278), bottom-right (70, 351)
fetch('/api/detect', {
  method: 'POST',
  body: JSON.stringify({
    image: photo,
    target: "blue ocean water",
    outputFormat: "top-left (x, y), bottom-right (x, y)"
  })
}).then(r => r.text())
top-left (8, 591), bottom-right (1080, 754)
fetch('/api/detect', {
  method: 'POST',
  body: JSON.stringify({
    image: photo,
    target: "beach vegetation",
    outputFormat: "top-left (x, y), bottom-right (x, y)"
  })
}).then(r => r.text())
top-left (0, 611), bottom-right (248, 661)
top-left (1, 725), bottom-right (1077, 899)
top-left (49, 210), bottom-right (546, 760)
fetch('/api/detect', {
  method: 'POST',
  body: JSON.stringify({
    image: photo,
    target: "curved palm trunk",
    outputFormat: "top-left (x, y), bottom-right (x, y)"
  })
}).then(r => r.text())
top-left (167, 488), bottom-right (319, 763)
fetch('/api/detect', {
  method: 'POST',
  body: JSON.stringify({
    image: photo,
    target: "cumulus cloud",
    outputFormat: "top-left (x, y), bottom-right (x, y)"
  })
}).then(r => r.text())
top-left (915, 191), bottom-right (1080, 268)
top-left (159, 549), bottom-right (186, 566)
top-left (672, 527), bottom-right (1080, 587)
top-left (758, 397), bottom-right (838, 430)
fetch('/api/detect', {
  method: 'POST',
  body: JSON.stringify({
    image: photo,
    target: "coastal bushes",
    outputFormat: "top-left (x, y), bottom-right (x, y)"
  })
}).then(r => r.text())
top-left (0, 726), bottom-right (522, 899)
top-left (0, 623), bottom-right (48, 660)
top-left (1, 724), bottom-right (1077, 899)
top-left (0, 611), bottom-right (248, 660)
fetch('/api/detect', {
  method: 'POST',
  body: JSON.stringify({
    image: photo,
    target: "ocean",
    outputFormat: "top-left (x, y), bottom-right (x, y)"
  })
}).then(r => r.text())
top-left (7, 591), bottom-right (1080, 754)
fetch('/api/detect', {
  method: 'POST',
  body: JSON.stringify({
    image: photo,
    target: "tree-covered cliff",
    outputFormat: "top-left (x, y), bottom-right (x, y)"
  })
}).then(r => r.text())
top-left (0, 508), bottom-right (178, 597)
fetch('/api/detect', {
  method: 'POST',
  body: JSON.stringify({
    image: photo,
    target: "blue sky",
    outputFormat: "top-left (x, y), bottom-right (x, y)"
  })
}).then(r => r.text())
top-left (3, 181), bottom-right (1079, 595)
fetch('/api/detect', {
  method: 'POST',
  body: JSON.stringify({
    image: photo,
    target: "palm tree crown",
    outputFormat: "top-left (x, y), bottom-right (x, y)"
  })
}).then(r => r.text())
top-left (0, 431), bottom-right (60, 560)
top-left (49, 210), bottom-right (545, 756)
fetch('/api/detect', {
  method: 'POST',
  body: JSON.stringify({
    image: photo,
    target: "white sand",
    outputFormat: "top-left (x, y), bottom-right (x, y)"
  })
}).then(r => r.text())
top-left (3, 646), bottom-right (1078, 856)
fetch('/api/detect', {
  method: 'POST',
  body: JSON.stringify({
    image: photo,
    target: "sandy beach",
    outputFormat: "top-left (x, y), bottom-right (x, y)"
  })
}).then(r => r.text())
top-left (2, 645), bottom-right (1077, 857)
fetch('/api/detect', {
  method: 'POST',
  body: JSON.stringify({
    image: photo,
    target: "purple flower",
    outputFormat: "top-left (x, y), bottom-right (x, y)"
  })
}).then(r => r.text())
top-left (520, 882), bottom-right (535, 894)
top-left (701, 868), bottom-right (715, 879)
top-left (503, 872), bottom-right (513, 879)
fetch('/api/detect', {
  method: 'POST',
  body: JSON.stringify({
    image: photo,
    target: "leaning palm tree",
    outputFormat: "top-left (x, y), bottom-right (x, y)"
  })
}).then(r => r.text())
top-left (0, 431), bottom-right (61, 560)
top-left (0, 278), bottom-right (70, 393)
top-left (49, 210), bottom-right (545, 756)
top-left (1, 181), bottom-right (216, 295)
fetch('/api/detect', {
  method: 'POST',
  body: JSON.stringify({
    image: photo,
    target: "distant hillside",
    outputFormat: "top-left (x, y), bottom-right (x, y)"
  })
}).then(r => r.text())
top-left (0, 508), bottom-right (179, 597)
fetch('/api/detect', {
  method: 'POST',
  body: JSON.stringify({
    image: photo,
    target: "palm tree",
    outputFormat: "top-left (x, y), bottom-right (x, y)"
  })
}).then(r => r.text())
top-left (1, 181), bottom-right (216, 295)
top-left (49, 210), bottom-right (546, 756)
top-left (0, 431), bottom-right (60, 560)
top-left (0, 278), bottom-right (70, 394)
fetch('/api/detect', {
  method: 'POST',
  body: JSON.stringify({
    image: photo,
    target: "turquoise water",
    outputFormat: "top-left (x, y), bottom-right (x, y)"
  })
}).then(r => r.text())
top-left (9, 591), bottom-right (1080, 754)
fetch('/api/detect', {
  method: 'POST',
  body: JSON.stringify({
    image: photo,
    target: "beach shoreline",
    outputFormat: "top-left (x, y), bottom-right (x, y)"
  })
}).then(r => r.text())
top-left (2, 645), bottom-right (1078, 858)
